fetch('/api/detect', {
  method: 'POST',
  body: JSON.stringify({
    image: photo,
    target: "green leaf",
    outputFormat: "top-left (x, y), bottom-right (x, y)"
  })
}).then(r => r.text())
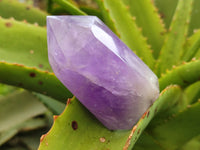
top-left (38, 94), bottom-right (162, 150)
top-left (122, 0), bottom-right (166, 58)
top-left (0, 17), bottom-right (49, 70)
top-left (184, 81), bottom-right (200, 104)
top-left (154, 0), bottom-right (200, 36)
top-left (0, 0), bottom-right (47, 26)
top-left (0, 17), bottom-right (72, 101)
top-left (0, 118), bottom-right (46, 146)
top-left (53, 0), bottom-right (86, 15)
top-left (148, 101), bottom-right (200, 150)
top-left (195, 48), bottom-right (200, 58)
top-left (154, 0), bottom-right (178, 29)
top-left (148, 85), bottom-right (186, 128)
top-left (0, 62), bottom-right (72, 102)
top-left (133, 132), bottom-right (163, 150)
top-left (156, 0), bottom-right (193, 76)
top-left (0, 84), bottom-right (16, 98)
top-left (35, 93), bottom-right (66, 115)
top-left (181, 135), bottom-right (200, 150)
top-left (159, 59), bottom-right (200, 91)
top-left (79, 5), bottom-right (103, 20)
top-left (188, 0), bottom-right (200, 35)
top-left (96, 0), bottom-right (155, 69)
top-left (182, 29), bottom-right (200, 61)
top-left (0, 91), bottom-right (46, 132)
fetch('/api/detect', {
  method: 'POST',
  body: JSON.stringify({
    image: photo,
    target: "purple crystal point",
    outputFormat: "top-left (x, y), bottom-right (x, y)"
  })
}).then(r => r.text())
top-left (47, 16), bottom-right (159, 130)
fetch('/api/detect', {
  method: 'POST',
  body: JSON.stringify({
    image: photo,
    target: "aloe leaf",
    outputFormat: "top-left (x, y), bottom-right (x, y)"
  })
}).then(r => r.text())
top-left (53, 0), bottom-right (86, 15)
top-left (188, 0), bottom-right (200, 35)
top-left (182, 29), bottom-right (200, 61)
top-left (0, 0), bottom-right (47, 26)
top-left (154, 0), bottom-right (200, 36)
top-left (156, 0), bottom-right (193, 76)
top-left (18, 128), bottom-right (49, 150)
top-left (79, 5), bottom-right (103, 20)
top-left (0, 17), bottom-right (49, 70)
top-left (122, 0), bottom-right (166, 58)
top-left (181, 135), bottom-right (200, 150)
top-left (148, 101), bottom-right (200, 150)
top-left (38, 84), bottom-right (181, 150)
top-left (0, 84), bottom-right (16, 98)
top-left (195, 48), bottom-right (200, 58)
top-left (148, 85), bottom-right (184, 128)
top-left (38, 93), bottom-right (164, 150)
top-left (0, 62), bottom-right (72, 101)
top-left (133, 132), bottom-right (163, 150)
top-left (184, 81), bottom-right (200, 104)
top-left (159, 59), bottom-right (200, 91)
top-left (0, 118), bottom-right (46, 146)
top-left (0, 91), bottom-right (46, 132)
top-left (95, 0), bottom-right (155, 69)
top-left (35, 93), bottom-right (66, 115)
top-left (0, 17), bottom-right (72, 101)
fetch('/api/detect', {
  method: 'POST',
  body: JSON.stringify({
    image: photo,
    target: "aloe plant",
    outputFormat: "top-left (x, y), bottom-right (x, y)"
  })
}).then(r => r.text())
top-left (0, 0), bottom-right (199, 150)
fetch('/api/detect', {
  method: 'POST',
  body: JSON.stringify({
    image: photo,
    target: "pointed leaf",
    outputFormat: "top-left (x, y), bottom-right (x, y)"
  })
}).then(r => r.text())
top-left (53, 0), bottom-right (86, 15)
top-left (156, 0), bottom-right (193, 76)
top-left (133, 132), bottom-right (163, 150)
top-left (38, 94), bottom-right (163, 150)
top-left (0, 0), bottom-right (47, 26)
top-left (0, 118), bottom-right (46, 146)
top-left (159, 59), bottom-right (200, 91)
top-left (195, 48), bottom-right (200, 58)
top-left (35, 93), bottom-right (65, 115)
top-left (148, 101), bottom-right (200, 150)
top-left (96, 0), bottom-right (155, 69)
top-left (154, 0), bottom-right (200, 36)
top-left (148, 85), bottom-right (183, 128)
top-left (0, 91), bottom-right (46, 132)
top-left (0, 62), bottom-right (72, 102)
top-left (184, 81), bottom-right (200, 104)
top-left (0, 17), bottom-right (72, 101)
top-left (182, 29), bottom-right (200, 61)
top-left (122, 0), bottom-right (166, 58)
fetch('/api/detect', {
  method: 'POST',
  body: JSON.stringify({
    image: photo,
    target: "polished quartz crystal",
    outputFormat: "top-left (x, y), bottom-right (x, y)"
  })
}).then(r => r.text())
top-left (47, 16), bottom-right (159, 130)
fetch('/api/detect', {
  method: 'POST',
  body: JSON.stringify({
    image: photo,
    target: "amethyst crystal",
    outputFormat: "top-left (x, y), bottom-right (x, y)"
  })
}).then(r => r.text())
top-left (47, 16), bottom-right (159, 130)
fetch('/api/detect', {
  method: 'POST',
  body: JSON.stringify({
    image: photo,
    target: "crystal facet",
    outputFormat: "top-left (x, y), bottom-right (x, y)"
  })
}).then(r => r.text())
top-left (47, 16), bottom-right (159, 130)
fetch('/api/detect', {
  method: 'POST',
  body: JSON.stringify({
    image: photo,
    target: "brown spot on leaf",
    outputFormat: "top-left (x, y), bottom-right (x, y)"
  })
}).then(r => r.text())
top-left (154, 108), bottom-right (158, 114)
top-left (30, 50), bottom-right (34, 54)
top-left (53, 115), bottom-right (58, 121)
top-left (142, 111), bottom-right (147, 119)
top-left (67, 98), bottom-right (72, 105)
top-left (26, 6), bottom-right (31, 10)
top-left (147, 111), bottom-right (150, 118)
top-left (40, 134), bottom-right (47, 142)
top-left (72, 121), bottom-right (78, 130)
top-left (99, 137), bottom-right (106, 143)
top-left (23, 20), bottom-right (27, 23)
top-left (39, 64), bottom-right (43, 68)
top-left (38, 81), bottom-right (43, 85)
top-left (160, 12), bottom-right (165, 19)
top-left (18, 83), bottom-right (23, 86)
top-left (123, 125), bottom-right (138, 150)
top-left (5, 22), bottom-right (12, 27)
top-left (29, 72), bottom-right (36, 77)
top-left (34, 22), bottom-right (39, 26)
top-left (183, 80), bottom-right (189, 84)
top-left (137, 129), bottom-right (141, 135)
